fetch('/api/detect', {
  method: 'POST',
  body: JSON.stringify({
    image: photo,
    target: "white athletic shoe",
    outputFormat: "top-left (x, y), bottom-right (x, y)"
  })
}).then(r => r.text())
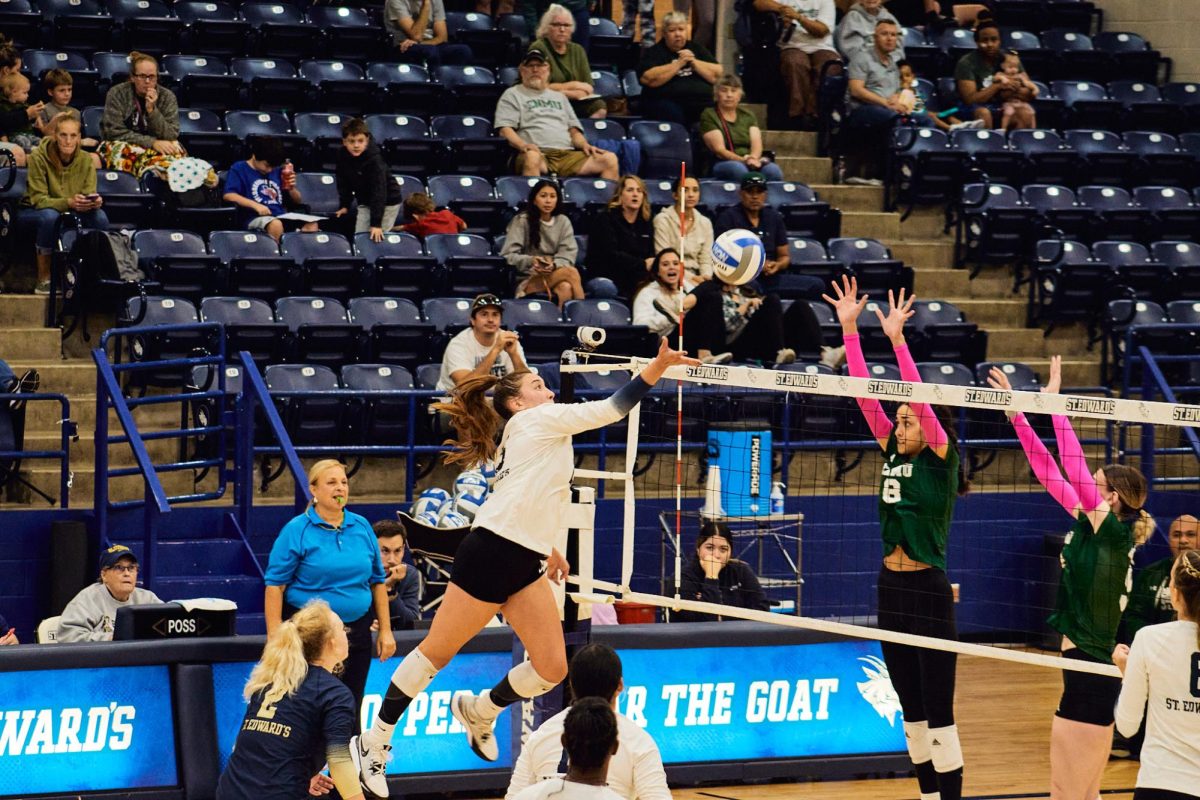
top-left (949, 119), bottom-right (987, 132)
top-left (451, 693), bottom-right (499, 762)
top-left (701, 351), bottom-right (733, 365)
top-left (351, 733), bottom-right (392, 798)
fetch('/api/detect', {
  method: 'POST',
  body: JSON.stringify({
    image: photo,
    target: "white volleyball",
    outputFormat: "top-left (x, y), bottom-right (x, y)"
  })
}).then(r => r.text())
top-left (453, 490), bottom-right (486, 521)
top-left (455, 470), bottom-right (489, 498)
top-left (711, 228), bottom-right (766, 285)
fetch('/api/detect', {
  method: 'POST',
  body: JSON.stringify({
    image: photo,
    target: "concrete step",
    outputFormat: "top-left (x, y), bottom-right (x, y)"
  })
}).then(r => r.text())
top-left (986, 327), bottom-right (1056, 359)
top-left (8, 361), bottom-right (97, 395)
top-left (840, 211), bottom-right (900, 240)
top-left (810, 183), bottom-right (883, 213)
top-left (887, 240), bottom-right (956, 270)
top-left (763, 130), bottom-right (818, 158)
top-left (1007, 357), bottom-right (1101, 387)
top-left (24, 393), bottom-right (194, 435)
top-left (0, 294), bottom-right (49, 327)
top-left (913, 268), bottom-right (1012, 298)
top-left (22, 464), bottom-right (213, 506)
top-left (951, 298), bottom-right (1030, 327)
top-left (0, 327), bottom-right (66, 361)
top-left (899, 209), bottom-right (955, 240)
top-left (24, 431), bottom-right (196, 468)
top-left (775, 155), bottom-right (832, 185)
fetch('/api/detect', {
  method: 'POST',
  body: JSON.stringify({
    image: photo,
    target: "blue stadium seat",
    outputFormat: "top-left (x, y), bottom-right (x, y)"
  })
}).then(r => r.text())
top-left (209, 230), bottom-right (293, 301)
top-left (1108, 81), bottom-right (1177, 134)
top-left (502, 298), bottom-right (562, 326)
top-left (1002, 30), bottom-right (1051, 76)
top-left (294, 112), bottom-right (351, 172)
top-left (698, 179), bottom-right (741, 214)
top-left (916, 361), bottom-right (975, 386)
top-left (422, 297), bottom-right (474, 332)
top-left (426, 174), bottom-right (506, 236)
top-left (306, 5), bottom-right (387, 62)
top-left (425, 230), bottom-right (507, 295)
top-left (974, 360), bottom-right (1041, 391)
top-left (1076, 185), bottom-right (1151, 243)
top-left (162, 54), bottom-right (241, 111)
top-left (1051, 81), bottom-right (1122, 130)
top-left (1133, 186), bottom-right (1200, 242)
top-left (95, 170), bottom-right (151, 231)
top-left (954, 183), bottom-right (1034, 269)
top-left (292, 172), bottom-right (341, 216)
top-left (366, 62), bottom-right (444, 115)
top-left (787, 238), bottom-right (846, 286)
top-left (496, 175), bottom-right (546, 209)
top-left (275, 296), bottom-right (362, 369)
top-left (590, 69), bottom-right (623, 100)
top-left (512, 322), bottom-right (576, 363)
top-left (1163, 82), bottom-right (1200, 129)
top-left (230, 58), bottom-right (310, 112)
top-left (1031, 238), bottom-right (1112, 335)
top-left (173, 1), bottom-right (251, 59)
top-left (887, 127), bottom-right (967, 214)
top-left (434, 65), bottom-right (504, 117)
top-left (348, 297), bottom-right (435, 370)
top-left (1063, 129), bottom-right (1135, 186)
top-left (1152, 241), bottom-right (1200, 300)
top-left (1167, 300), bottom-right (1200, 324)
top-left (415, 363), bottom-right (442, 389)
top-left (300, 60), bottom-right (373, 116)
top-left (826, 238), bottom-right (913, 296)
top-left (133, 229), bottom-right (221, 302)
top-left (240, 2), bottom-right (313, 61)
top-left (562, 177), bottom-right (616, 215)
top-left (107, 0), bottom-right (183, 54)
top-left (225, 109), bottom-right (292, 139)
top-left (576, 117), bottom-right (625, 143)
top-left (1091, 240), bottom-right (1171, 300)
top-left (1022, 184), bottom-right (1091, 240)
top-left (630, 121), bottom-right (691, 179)
top-left (0, 0), bottom-right (42, 50)
top-left (1009, 128), bottom-right (1078, 187)
top-left (1093, 31), bottom-right (1163, 84)
top-left (643, 178), bottom-right (676, 209)
top-left (588, 17), bottom-right (635, 72)
top-left (364, 114), bottom-right (437, 178)
top-left (563, 299), bottom-right (652, 358)
top-left (280, 231), bottom-right (367, 302)
top-left (1122, 131), bottom-right (1194, 189)
top-left (91, 51), bottom-right (134, 85)
top-left (341, 364), bottom-right (417, 445)
top-left (177, 107), bottom-right (239, 167)
top-left (264, 363), bottom-right (345, 446)
top-left (38, 0), bottom-right (115, 51)
top-left (910, 300), bottom-right (985, 365)
top-left (497, 13), bottom-right (528, 46)
top-left (120, 296), bottom-right (212, 388)
top-left (768, 181), bottom-right (837, 240)
top-left (355, 233), bottom-right (437, 301)
top-left (199, 295), bottom-right (288, 365)
top-left (430, 114), bottom-right (508, 179)
top-left (1041, 29), bottom-right (1112, 81)
top-left (951, 128), bottom-right (1023, 187)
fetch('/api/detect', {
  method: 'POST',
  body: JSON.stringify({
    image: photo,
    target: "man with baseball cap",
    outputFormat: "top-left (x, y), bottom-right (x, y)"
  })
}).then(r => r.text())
top-left (437, 294), bottom-right (529, 392)
top-left (57, 544), bottom-right (163, 642)
top-left (494, 50), bottom-right (618, 180)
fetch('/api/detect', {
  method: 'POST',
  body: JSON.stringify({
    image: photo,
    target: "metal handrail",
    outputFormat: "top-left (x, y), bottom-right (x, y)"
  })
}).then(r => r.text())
top-left (1137, 345), bottom-right (1200, 486)
top-left (236, 351), bottom-right (311, 526)
top-left (0, 392), bottom-right (75, 508)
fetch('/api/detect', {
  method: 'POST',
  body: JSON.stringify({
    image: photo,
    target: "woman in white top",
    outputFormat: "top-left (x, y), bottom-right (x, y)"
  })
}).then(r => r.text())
top-left (652, 175), bottom-right (714, 282)
top-left (353, 339), bottom-right (698, 797)
top-left (501, 179), bottom-right (585, 307)
top-left (1113, 548), bottom-right (1200, 800)
top-left (632, 248), bottom-right (729, 364)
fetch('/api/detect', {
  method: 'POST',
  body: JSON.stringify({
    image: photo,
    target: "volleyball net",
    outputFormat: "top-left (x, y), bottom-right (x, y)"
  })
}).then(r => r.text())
top-left (559, 350), bottom-right (1200, 677)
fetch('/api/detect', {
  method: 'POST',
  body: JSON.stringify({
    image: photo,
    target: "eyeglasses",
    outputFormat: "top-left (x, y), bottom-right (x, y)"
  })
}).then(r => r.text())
top-left (106, 563), bottom-right (139, 574)
top-left (132, 73), bottom-right (158, 82)
top-left (549, 22), bottom-right (572, 28)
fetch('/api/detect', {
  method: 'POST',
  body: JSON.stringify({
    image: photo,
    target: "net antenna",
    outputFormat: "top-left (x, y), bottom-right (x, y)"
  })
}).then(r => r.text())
top-left (672, 161), bottom-right (687, 609)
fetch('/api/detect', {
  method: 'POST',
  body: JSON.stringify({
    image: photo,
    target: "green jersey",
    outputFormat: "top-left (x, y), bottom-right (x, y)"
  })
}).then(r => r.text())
top-left (878, 435), bottom-right (959, 571)
top-left (1121, 556), bottom-right (1175, 643)
top-left (1048, 511), bottom-right (1136, 663)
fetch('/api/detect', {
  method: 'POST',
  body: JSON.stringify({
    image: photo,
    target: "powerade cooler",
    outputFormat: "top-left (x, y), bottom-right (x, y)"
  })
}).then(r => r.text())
top-left (707, 421), bottom-right (772, 516)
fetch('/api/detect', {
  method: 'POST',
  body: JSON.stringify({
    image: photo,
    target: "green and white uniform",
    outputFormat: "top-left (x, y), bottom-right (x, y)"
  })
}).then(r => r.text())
top-left (878, 434), bottom-right (960, 570)
top-left (1048, 511), bottom-right (1136, 663)
top-left (1121, 556), bottom-right (1175, 643)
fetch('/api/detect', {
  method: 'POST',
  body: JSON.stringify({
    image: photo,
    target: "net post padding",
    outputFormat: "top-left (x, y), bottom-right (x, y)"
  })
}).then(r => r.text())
top-left (565, 577), bottom-right (1121, 678)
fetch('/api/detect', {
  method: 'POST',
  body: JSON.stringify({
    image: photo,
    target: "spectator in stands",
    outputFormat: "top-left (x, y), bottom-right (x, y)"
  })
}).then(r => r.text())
top-left (437, 294), bottom-right (529, 391)
top-left (57, 544), bottom-right (163, 642)
top-left (496, 50), bottom-right (619, 180)
top-left (754, 0), bottom-right (839, 129)
top-left (632, 248), bottom-right (731, 364)
top-left (0, 41), bottom-right (29, 166)
top-left (836, 0), bottom-right (902, 64)
top-left (264, 460), bottom-right (396, 713)
top-left (714, 172), bottom-right (823, 298)
top-left (897, 60), bottom-right (983, 132)
top-left (373, 519), bottom-right (421, 632)
top-left (223, 136), bottom-right (318, 243)
top-left (523, 0), bottom-right (591, 52)
top-left (507, 644), bottom-right (670, 800)
top-left (674, 520), bottom-right (770, 621)
top-left (528, 4), bottom-right (606, 119)
top-left (954, 18), bottom-right (1033, 129)
top-left (40, 70), bottom-right (100, 160)
top-left (98, 51), bottom-right (184, 178)
top-left (0, 612), bottom-right (18, 645)
top-left (996, 50), bottom-right (1038, 131)
top-left (333, 118), bottom-right (403, 243)
top-left (384, 0), bottom-right (474, 68)
top-left (588, 174), bottom-right (655, 298)
top-left (673, 0), bottom-right (718, 53)
top-left (501, 179), bottom-right (584, 306)
top-left (19, 112), bottom-right (109, 295)
top-left (0, 73), bottom-right (45, 155)
top-left (652, 175), bottom-right (714, 281)
top-left (510, 698), bottom-right (624, 800)
top-left (844, 19), bottom-right (933, 181)
top-left (637, 11), bottom-right (724, 128)
top-left (621, 0), bottom-right (655, 48)
top-left (699, 75), bottom-right (785, 181)
top-left (1124, 515), bottom-right (1200, 642)
top-left (398, 192), bottom-right (467, 238)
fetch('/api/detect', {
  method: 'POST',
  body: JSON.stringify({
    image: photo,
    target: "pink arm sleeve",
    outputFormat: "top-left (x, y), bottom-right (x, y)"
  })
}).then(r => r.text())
top-left (893, 343), bottom-right (949, 450)
top-left (844, 333), bottom-right (893, 441)
top-left (1052, 414), bottom-right (1104, 512)
top-left (1012, 412), bottom-right (1079, 515)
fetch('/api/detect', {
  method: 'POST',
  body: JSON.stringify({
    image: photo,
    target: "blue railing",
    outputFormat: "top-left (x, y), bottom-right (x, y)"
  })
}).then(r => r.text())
top-left (0, 392), bottom-right (75, 507)
top-left (1132, 344), bottom-right (1200, 488)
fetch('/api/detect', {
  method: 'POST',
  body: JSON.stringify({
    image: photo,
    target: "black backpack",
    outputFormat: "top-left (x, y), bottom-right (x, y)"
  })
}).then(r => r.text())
top-left (58, 230), bottom-right (153, 340)
top-left (734, 0), bottom-right (782, 48)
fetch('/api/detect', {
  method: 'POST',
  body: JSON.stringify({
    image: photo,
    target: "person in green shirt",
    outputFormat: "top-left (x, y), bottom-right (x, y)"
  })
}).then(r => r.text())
top-left (952, 18), bottom-right (1036, 129)
top-left (1123, 514), bottom-right (1198, 641)
top-left (528, 4), bottom-right (606, 119)
top-left (988, 357), bottom-right (1155, 800)
top-left (826, 276), bottom-right (970, 800)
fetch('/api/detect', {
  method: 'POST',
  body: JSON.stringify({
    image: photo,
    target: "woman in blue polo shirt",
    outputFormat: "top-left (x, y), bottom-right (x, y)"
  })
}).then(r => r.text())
top-left (264, 459), bottom-right (396, 716)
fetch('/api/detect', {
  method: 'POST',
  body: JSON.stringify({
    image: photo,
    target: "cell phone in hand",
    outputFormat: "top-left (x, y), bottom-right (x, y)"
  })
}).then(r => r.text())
top-left (86, 194), bottom-right (101, 201)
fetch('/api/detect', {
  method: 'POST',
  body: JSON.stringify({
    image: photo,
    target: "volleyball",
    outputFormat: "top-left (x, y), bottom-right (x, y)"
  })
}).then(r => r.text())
top-left (437, 501), bottom-right (471, 528)
top-left (711, 228), bottom-right (766, 285)
top-left (453, 490), bottom-right (486, 521)
top-left (478, 459), bottom-right (497, 487)
top-left (414, 509), bottom-right (440, 527)
top-left (455, 470), bottom-right (490, 498)
top-left (412, 487), bottom-right (450, 517)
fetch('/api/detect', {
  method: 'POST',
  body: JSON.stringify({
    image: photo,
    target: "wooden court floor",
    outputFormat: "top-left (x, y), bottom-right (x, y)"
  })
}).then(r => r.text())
top-left (668, 654), bottom-right (1140, 800)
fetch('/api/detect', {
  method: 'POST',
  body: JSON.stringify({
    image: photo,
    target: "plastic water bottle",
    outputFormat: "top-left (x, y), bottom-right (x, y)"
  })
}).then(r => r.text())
top-left (770, 482), bottom-right (785, 515)
top-left (833, 156), bottom-right (847, 185)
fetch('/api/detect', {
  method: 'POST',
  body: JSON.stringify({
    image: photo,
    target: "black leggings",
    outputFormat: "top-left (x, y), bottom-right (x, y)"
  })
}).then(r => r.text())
top-left (672, 283), bottom-right (726, 355)
top-left (877, 567), bottom-right (958, 728)
top-left (1134, 791), bottom-right (1200, 800)
top-left (285, 602), bottom-right (373, 722)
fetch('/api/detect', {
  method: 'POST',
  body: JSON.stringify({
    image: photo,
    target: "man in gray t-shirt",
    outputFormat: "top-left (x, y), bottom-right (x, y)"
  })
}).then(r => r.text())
top-left (494, 50), bottom-right (619, 179)
top-left (383, 0), bottom-right (473, 69)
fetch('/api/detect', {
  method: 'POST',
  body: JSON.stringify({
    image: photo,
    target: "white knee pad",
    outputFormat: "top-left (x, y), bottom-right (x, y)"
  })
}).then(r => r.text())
top-left (392, 647), bottom-right (439, 697)
top-left (928, 724), bottom-right (964, 773)
top-left (508, 660), bottom-right (559, 699)
top-left (903, 720), bottom-right (932, 764)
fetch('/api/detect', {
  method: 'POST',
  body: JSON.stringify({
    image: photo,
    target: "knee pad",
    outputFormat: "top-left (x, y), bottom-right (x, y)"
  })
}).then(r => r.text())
top-left (903, 720), bottom-right (932, 764)
top-left (391, 647), bottom-right (439, 698)
top-left (508, 660), bottom-right (559, 699)
top-left (928, 724), bottom-right (964, 773)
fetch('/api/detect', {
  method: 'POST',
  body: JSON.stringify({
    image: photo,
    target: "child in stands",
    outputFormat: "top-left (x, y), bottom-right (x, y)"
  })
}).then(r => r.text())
top-left (0, 73), bottom-right (44, 153)
top-left (896, 60), bottom-right (983, 133)
top-left (994, 50), bottom-right (1038, 131)
top-left (223, 135), bottom-right (318, 242)
top-left (397, 192), bottom-right (467, 238)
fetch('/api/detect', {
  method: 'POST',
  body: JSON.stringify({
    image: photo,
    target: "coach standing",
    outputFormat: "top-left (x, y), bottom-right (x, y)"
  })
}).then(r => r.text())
top-left (264, 459), bottom-right (396, 715)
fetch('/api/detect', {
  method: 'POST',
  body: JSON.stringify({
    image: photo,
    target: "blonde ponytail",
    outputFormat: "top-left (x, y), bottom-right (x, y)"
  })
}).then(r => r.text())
top-left (1131, 508), bottom-right (1155, 546)
top-left (245, 600), bottom-right (336, 705)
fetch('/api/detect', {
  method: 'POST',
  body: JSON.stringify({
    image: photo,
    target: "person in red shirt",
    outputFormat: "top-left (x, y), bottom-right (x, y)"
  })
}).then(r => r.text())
top-left (397, 192), bottom-right (467, 238)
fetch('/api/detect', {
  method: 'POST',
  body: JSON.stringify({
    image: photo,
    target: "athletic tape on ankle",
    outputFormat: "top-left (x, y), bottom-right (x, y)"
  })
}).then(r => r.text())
top-left (508, 661), bottom-right (558, 698)
top-left (928, 724), bottom-right (964, 772)
top-left (903, 720), bottom-right (932, 764)
top-left (392, 647), bottom-right (439, 697)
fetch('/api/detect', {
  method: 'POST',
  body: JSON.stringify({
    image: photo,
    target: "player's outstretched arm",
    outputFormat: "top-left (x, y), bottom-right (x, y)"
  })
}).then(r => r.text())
top-left (882, 288), bottom-right (949, 458)
top-left (823, 276), bottom-right (891, 450)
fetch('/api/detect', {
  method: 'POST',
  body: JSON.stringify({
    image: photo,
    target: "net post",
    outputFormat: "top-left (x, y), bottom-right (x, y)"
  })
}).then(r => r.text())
top-left (621, 396), bottom-right (642, 592)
